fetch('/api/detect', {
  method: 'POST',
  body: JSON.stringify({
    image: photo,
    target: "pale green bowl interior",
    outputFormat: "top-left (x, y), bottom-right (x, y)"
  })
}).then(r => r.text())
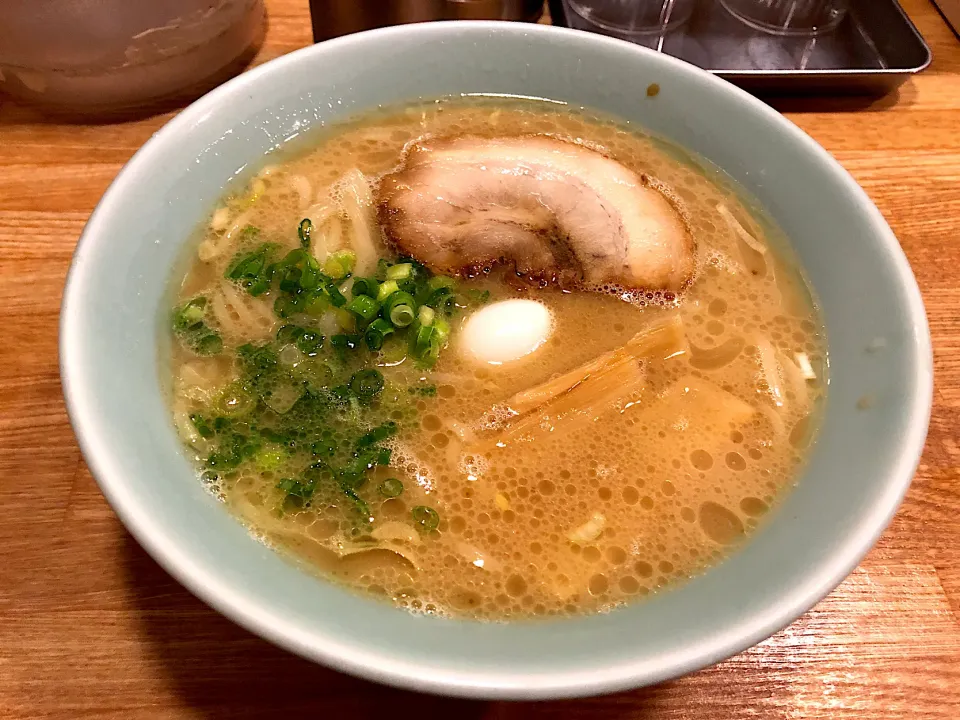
top-left (60, 23), bottom-right (932, 699)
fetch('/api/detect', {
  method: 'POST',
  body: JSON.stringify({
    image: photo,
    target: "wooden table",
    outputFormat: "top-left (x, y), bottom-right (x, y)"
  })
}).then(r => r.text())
top-left (2, 1), bottom-right (959, 717)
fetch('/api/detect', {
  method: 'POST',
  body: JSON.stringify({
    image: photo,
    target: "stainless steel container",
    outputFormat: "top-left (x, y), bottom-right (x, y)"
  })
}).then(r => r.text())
top-left (309, 0), bottom-right (544, 42)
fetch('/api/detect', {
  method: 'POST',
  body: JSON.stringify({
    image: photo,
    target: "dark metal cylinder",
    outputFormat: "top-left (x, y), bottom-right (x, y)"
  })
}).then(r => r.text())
top-left (309, 0), bottom-right (544, 42)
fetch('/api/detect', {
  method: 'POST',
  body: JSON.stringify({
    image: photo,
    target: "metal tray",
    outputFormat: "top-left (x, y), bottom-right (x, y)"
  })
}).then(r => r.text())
top-left (548, 0), bottom-right (932, 94)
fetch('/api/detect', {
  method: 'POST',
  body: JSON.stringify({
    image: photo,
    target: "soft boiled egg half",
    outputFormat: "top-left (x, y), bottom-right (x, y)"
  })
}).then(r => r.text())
top-left (459, 299), bottom-right (553, 366)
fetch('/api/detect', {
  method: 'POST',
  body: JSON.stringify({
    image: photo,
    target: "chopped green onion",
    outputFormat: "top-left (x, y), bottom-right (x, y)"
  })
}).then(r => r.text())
top-left (425, 286), bottom-right (455, 313)
top-left (341, 487), bottom-right (371, 519)
top-left (206, 450), bottom-right (241, 471)
top-left (277, 248), bottom-right (307, 268)
top-left (425, 285), bottom-right (453, 302)
top-left (276, 324), bottom-right (304, 345)
top-left (278, 250), bottom-right (327, 293)
top-left (311, 438), bottom-right (336, 458)
top-left (411, 323), bottom-right (442, 366)
top-left (304, 461), bottom-right (332, 483)
top-left (323, 256), bottom-right (344, 279)
top-left (424, 346), bottom-right (442, 365)
top-left (428, 275), bottom-right (457, 291)
top-left (299, 260), bottom-right (321, 292)
top-left (324, 250), bottom-right (356, 279)
top-left (190, 414), bottom-right (215, 439)
top-left (324, 281), bottom-right (347, 308)
top-left (412, 505), bottom-right (440, 531)
top-left (350, 369), bottom-right (384, 397)
top-left (364, 318), bottom-right (395, 351)
top-left (246, 274), bottom-right (273, 297)
top-left (386, 263), bottom-right (412, 280)
top-left (391, 305), bottom-right (416, 328)
top-left (296, 330), bottom-right (323, 355)
top-left (384, 291), bottom-right (416, 328)
top-left (334, 250), bottom-right (357, 273)
top-left (433, 316), bottom-right (451, 343)
top-left (338, 459), bottom-right (369, 489)
top-left (329, 384), bottom-right (354, 406)
top-left (397, 279), bottom-right (419, 297)
top-left (351, 277), bottom-right (379, 298)
top-left (279, 266), bottom-right (302, 293)
top-left (278, 476), bottom-right (316, 503)
top-left (298, 218), bottom-right (312, 248)
top-left (347, 294), bottom-right (380, 321)
top-left (335, 308), bottom-right (356, 331)
top-left (256, 444), bottom-right (286, 470)
top-left (272, 295), bottom-right (290, 318)
top-left (418, 305), bottom-right (436, 327)
top-left (331, 333), bottom-right (361, 352)
top-left (413, 324), bottom-right (436, 353)
top-left (225, 250), bottom-right (265, 281)
top-left (193, 332), bottom-right (223, 356)
top-left (273, 294), bottom-right (297, 318)
top-left (225, 242), bottom-right (279, 296)
top-left (399, 257), bottom-right (427, 273)
top-left (237, 343), bottom-right (278, 376)
top-left (356, 421), bottom-right (398, 448)
top-left (305, 293), bottom-right (330, 316)
top-left (379, 478), bottom-right (403, 498)
top-left (376, 279), bottom-right (399, 302)
top-left (173, 297), bottom-right (207, 332)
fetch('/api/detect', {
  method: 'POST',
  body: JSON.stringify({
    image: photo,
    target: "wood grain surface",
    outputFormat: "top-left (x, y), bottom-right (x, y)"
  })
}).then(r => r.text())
top-left (2, 1), bottom-right (959, 717)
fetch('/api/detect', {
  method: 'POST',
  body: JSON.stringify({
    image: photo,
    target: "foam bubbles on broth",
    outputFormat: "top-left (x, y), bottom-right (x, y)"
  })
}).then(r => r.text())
top-left (170, 98), bottom-right (827, 619)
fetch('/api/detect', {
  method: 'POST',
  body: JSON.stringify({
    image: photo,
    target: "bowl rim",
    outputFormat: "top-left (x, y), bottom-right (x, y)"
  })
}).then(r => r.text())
top-left (60, 20), bottom-right (934, 699)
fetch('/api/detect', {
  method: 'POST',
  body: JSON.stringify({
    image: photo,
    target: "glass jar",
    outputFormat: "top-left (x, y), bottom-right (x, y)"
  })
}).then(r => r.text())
top-left (561, 0), bottom-right (696, 41)
top-left (719, 0), bottom-right (849, 37)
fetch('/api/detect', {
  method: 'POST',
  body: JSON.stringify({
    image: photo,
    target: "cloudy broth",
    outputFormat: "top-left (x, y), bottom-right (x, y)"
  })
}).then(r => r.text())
top-left (168, 98), bottom-right (827, 619)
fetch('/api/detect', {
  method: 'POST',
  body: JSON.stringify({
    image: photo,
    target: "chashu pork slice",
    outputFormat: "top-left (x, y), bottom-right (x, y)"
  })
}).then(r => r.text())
top-left (377, 136), bottom-right (695, 291)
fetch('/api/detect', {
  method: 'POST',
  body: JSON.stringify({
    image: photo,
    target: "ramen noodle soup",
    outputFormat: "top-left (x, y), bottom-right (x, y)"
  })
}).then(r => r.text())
top-left (168, 99), bottom-right (827, 619)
